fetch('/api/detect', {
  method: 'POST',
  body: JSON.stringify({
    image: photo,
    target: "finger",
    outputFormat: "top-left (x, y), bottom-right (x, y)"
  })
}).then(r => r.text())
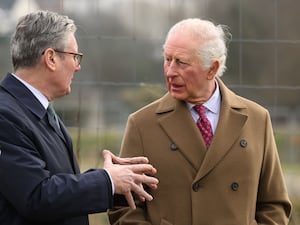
top-left (135, 173), bottom-right (159, 188)
top-left (139, 196), bottom-right (146, 202)
top-left (113, 156), bottom-right (149, 165)
top-left (137, 183), bottom-right (146, 202)
top-left (103, 150), bottom-right (129, 165)
top-left (130, 183), bottom-right (153, 202)
top-left (148, 183), bottom-right (158, 190)
top-left (132, 173), bottom-right (158, 191)
top-left (124, 192), bottom-right (136, 210)
top-left (128, 164), bottom-right (157, 175)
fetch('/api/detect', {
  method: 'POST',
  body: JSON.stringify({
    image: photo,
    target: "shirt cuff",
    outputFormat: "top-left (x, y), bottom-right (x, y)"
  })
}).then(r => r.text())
top-left (104, 169), bottom-right (115, 195)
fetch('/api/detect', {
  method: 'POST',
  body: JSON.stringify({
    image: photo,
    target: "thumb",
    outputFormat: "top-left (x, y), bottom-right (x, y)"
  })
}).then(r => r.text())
top-left (102, 150), bottom-right (113, 167)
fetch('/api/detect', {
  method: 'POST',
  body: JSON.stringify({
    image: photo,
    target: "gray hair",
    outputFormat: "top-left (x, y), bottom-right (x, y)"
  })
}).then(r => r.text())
top-left (163, 18), bottom-right (231, 77)
top-left (10, 10), bottom-right (77, 71)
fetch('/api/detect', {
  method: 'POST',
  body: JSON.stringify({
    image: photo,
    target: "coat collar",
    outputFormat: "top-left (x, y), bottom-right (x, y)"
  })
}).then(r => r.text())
top-left (155, 77), bottom-right (248, 179)
top-left (0, 73), bottom-right (46, 119)
top-left (0, 73), bottom-right (76, 170)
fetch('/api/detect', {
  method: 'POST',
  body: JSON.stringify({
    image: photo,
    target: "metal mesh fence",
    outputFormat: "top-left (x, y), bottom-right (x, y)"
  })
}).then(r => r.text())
top-left (0, 0), bottom-right (299, 224)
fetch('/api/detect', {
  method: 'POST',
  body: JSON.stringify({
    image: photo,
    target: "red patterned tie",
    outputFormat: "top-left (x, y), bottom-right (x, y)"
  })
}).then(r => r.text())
top-left (194, 105), bottom-right (213, 148)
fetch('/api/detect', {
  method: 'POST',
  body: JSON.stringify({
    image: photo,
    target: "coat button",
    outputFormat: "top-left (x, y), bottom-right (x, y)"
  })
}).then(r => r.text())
top-left (192, 182), bottom-right (200, 192)
top-left (240, 139), bottom-right (247, 148)
top-left (170, 143), bottom-right (178, 151)
top-left (231, 182), bottom-right (239, 191)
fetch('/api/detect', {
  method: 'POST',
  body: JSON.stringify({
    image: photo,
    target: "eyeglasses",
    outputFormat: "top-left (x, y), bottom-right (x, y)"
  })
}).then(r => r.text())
top-left (54, 49), bottom-right (83, 66)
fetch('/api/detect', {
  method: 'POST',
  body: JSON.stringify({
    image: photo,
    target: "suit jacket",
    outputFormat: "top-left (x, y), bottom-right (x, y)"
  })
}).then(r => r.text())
top-left (0, 73), bottom-right (113, 225)
top-left (108, 78), bottom-right (292, 225)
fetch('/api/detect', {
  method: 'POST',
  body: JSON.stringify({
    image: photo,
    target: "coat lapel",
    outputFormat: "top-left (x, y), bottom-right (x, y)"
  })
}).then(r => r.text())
top-left (155, 78), bottom-right (249, 180)
top-left (195, 78), bottom-right (248, 180)
top-left (47, 113), bottom-right (69, 145)
top-left (156, 94), bottom-right (207, 171)
top-left (1, 73), bottom-right (79, 173)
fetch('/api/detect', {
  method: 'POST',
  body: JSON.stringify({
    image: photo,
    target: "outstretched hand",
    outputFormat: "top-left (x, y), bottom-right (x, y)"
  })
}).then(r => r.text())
top-left (102, 150), bottom-right (158, 209)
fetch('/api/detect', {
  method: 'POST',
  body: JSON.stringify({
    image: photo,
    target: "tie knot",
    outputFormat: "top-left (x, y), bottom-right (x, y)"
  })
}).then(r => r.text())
top-left (194, 105), bottom-right (206, 117)
top-left (47, 105), bottom-right (56, 117)
top-left (47, 104), bottom-right (60, 129)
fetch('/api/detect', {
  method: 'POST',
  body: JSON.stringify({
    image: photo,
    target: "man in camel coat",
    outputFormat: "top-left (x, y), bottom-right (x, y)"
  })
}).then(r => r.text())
top-left (108, 18), bottom-right (292, 225)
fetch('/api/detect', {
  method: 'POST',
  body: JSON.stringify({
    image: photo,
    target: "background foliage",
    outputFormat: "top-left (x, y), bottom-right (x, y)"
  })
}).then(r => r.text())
top-left (1, 0), bottom-right (299, 224)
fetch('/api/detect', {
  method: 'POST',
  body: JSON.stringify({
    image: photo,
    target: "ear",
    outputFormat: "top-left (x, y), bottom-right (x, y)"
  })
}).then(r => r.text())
top-left (42, 48), bottom-right (56, 71)
top-left (207, 60), bottom-right (219, 80)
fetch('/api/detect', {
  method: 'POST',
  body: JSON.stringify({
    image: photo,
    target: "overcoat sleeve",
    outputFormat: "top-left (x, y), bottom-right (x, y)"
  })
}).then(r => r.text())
top-left (255, 112), bottom-right (292, 224)
top-left (0, 110), bottom-right (113, 223)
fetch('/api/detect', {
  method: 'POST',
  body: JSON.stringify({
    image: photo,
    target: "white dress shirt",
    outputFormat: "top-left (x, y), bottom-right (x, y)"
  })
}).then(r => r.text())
top-left (186, 80), bottom-right (221, 134)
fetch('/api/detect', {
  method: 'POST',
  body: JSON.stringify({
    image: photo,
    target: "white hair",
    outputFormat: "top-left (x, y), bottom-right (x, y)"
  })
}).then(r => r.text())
top-left (163, 18), bottom-right (231, 77)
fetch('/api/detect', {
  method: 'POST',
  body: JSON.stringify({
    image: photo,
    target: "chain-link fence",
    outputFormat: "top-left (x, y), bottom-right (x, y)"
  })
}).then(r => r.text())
top-left (1, 0), bottom-right (299, 224)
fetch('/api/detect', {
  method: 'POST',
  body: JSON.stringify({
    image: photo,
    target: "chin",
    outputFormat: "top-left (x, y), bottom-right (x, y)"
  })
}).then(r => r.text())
top-left (170, 92), bottom-right (185, 101)
top-left (65, 87), bottom-right (71, 96)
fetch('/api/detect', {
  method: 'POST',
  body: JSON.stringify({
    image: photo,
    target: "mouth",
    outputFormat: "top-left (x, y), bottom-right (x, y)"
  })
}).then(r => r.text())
top-left (169, 83), bottom-right (185, 92)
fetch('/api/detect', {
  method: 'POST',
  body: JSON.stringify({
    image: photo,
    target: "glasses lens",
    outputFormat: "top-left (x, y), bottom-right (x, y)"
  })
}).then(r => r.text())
top-left (53, 49), bottom-right (82, 66)
top-left (75, 54), bottom-right (82, 66)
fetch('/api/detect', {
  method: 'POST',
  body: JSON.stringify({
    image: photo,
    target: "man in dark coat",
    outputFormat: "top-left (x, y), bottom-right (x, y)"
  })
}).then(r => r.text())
top-left (0, 10), bottom-right (158, 225)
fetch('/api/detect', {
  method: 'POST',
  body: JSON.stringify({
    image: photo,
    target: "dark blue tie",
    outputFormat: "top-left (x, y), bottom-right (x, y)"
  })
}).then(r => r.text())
top-left (47, 104), bottom-right (60, 129)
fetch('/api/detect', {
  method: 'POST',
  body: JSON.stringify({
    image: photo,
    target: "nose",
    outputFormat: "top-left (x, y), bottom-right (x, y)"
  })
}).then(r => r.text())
top-left (75, 64), bottom-right (81, 72)
top-left (165, 60), bottom-right (177, 78)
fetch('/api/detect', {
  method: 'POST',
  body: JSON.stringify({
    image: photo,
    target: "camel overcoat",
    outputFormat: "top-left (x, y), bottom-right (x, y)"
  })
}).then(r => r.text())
top-left (108, 78), bottom-right (291, 225)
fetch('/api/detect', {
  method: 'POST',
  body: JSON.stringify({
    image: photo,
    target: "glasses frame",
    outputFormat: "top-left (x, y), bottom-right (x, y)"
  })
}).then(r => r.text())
top-left (53, 49), bottom-right (83, 66)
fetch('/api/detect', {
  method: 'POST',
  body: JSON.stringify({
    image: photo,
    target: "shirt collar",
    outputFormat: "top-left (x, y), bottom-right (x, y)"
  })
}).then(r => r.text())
top-left (186, 79), bottom-right (221, 114)
top-left (11, 73), bottom-right (49, 109)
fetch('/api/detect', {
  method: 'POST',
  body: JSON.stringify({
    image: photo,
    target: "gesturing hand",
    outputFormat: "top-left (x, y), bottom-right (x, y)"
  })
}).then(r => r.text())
top-left (102, 150), bottom-right (158, 209)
